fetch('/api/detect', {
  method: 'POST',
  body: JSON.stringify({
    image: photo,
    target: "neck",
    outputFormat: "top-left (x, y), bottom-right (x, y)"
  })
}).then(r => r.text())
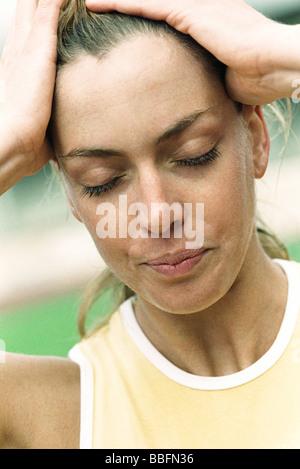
top-left (134, 238), bottom-right (288, 377)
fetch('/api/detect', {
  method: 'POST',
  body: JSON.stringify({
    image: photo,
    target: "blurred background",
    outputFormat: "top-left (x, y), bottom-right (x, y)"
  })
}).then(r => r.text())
top-left (0, 0), bottom-right (300, 358)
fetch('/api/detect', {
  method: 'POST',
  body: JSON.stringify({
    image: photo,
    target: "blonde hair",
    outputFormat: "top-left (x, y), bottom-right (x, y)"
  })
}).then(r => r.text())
top-left (56, 0), bottom-right (291, 337)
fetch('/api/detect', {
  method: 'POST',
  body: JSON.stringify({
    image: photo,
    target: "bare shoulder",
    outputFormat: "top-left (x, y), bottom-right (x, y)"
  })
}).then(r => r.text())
top-left (0, 352), bottom-right (80, 449)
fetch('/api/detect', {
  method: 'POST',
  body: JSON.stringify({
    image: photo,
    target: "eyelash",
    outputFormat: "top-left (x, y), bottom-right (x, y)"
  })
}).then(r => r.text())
top-left (82, 148), bottom-right (220, 198)
top-left (81, 176), bottom-right (123, 198)
top-left (175, 148), bottom-right (220, 167)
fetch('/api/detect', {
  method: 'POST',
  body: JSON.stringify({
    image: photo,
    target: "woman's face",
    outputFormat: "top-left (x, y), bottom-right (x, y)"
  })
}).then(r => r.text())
top-left (52, 34), bottom-right (269, 314)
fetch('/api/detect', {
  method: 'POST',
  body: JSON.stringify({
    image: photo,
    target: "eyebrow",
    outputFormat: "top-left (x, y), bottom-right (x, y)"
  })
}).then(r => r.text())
top-left (154, 106), bottom-right (215, 146)
top-left (58, 106), bottom-right (216, 159)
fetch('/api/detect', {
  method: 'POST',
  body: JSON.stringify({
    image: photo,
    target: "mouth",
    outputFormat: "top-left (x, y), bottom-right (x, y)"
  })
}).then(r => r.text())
top-left (143, 248), bottom-right (210, 277)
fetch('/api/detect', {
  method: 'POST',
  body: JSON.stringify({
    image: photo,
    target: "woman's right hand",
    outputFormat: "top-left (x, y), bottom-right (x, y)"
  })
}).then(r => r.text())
top-left (0, 0), bottom-right (65, 196)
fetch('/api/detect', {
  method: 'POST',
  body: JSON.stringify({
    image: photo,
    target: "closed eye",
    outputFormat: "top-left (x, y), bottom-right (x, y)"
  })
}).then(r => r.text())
top-left (81, 175), bottom-right (124, 198)
top-left (81, 148), bottom-right (221, 199)
top-left (175, 148), bottom-right (221, 166)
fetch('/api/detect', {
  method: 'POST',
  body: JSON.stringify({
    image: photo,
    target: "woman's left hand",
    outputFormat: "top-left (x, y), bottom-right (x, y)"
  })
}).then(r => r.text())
top-left (86, 0), bottom-right (300, 105)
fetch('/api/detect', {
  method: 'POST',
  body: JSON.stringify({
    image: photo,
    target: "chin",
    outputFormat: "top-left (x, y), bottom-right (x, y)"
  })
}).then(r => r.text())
top-left (140, 278), bottom-right (228, 315)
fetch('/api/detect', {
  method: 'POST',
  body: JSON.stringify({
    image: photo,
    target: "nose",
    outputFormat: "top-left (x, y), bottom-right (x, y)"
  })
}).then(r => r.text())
top-left (135, 170), bottom-right (184, 239)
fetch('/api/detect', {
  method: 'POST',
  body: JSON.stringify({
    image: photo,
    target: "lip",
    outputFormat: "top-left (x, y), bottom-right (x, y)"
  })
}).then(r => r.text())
top-left (146, 248), bottom-right (207, 266)
top-left (143, 248), bottom-right (210, 277)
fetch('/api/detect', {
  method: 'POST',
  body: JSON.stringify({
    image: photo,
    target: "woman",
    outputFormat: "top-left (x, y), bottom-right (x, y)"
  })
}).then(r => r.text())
top-left (0, 0), bottom-right (299, 449)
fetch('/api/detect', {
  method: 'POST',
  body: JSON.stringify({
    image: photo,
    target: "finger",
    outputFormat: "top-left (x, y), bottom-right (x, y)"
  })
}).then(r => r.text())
top-left (1, 11), bottom-right (17, 53)
top-left (0, 13), bottom-right (17, 77)
top-left (85, 0), bottom-right (166, 20)
top-left (27, 0), bottom-right (66, 54)
top-left (225, 68), bottom-right (268, 106)
top-left (14, 0), bottom-right (38, 36)
top-left (33, 0), bottom-right (66, 36)
top-left (1, 1), bottom-right (38, 65)
top-left (86, 0), bottom-right (141, 14)
top-left (225, 69), bottom-right (253, 104)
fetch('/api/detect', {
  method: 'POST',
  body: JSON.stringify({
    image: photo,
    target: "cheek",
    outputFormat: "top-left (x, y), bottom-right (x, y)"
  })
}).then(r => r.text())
top-left (201, 159), bottom-right (256, 243)
top-left (96, 238), bottom-right (131, 275)
top-left (77, 202), bottom-right (134, 276)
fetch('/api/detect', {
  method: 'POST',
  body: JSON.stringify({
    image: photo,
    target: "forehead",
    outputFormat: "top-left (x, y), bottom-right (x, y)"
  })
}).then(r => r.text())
top-left (52, 35), bottom-right (227, 153)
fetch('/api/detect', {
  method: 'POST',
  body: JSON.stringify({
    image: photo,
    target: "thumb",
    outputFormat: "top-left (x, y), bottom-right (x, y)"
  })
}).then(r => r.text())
top-left (225, 68), bottom-right (273, 106)
top-left (85, 0), bottom-right (169, 21)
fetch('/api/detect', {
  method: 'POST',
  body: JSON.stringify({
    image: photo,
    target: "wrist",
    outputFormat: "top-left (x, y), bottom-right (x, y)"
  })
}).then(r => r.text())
top-left (0, 116), bottom-right (32, 195)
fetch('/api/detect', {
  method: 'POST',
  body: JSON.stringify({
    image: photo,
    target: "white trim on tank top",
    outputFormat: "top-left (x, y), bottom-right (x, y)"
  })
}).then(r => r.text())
top-left (120, 259), bottom-right (300, 391)
top-left (68, 345), bottom-right (94, 450)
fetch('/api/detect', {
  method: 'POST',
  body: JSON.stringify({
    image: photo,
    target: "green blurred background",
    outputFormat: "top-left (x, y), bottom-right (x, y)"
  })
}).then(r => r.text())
top-left (0, 0), bottom-right (300, 358)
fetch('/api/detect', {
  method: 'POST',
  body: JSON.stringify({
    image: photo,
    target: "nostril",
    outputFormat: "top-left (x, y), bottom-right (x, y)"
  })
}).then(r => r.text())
top-left (147, 202), bottom-right (184, 239)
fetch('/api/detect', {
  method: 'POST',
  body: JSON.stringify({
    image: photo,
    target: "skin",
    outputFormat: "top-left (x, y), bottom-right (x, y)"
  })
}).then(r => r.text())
top-left (52, 34), bottom-right (288, 377)
top-left (0, 0), bottom-right (294, 449)
top-left (0, 354), bottom-right (80, 449)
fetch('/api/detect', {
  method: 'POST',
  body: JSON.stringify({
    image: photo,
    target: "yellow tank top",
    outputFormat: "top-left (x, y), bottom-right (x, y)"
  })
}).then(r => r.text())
top-left (69, 259), bottom-right (300, 449)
